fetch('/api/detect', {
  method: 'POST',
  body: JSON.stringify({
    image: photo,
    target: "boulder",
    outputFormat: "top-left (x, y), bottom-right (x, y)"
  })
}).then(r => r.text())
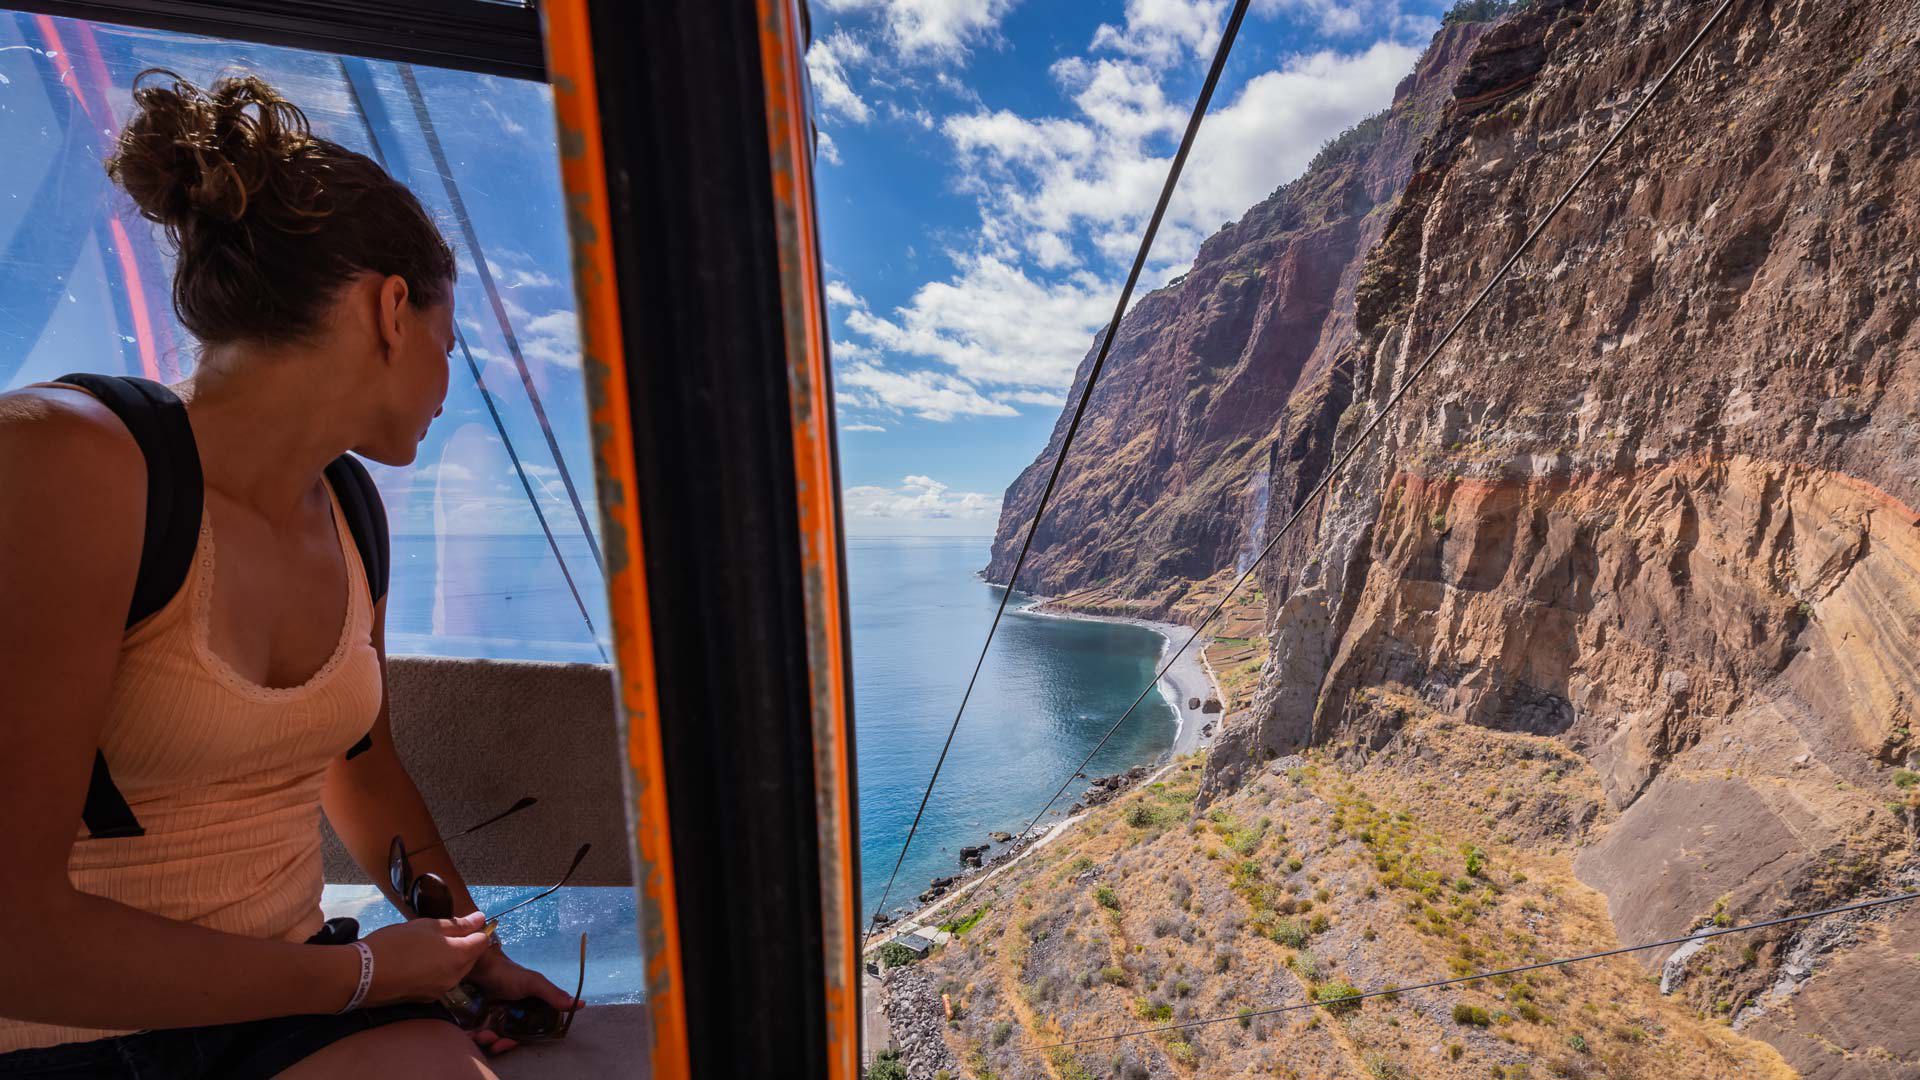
top-left (1202, 698), bottom-right (1223, 714)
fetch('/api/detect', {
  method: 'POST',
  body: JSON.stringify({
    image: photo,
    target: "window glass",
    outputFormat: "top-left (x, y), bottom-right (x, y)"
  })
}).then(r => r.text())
top-left (2, 9), bottom-right (632, 1006)
top-left (0, 11), bottom-right (608, 664)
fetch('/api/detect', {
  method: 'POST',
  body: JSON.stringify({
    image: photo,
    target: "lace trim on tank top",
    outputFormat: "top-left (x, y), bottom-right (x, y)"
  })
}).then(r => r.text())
top-left (188, 493), bottom-right (365, 703)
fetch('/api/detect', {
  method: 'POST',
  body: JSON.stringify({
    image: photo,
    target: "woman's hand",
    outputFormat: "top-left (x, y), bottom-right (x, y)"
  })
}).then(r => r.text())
top-left (464, 945), bottom-right (585, 1055)
top-left (360, 912), bottom-right (493, 1007)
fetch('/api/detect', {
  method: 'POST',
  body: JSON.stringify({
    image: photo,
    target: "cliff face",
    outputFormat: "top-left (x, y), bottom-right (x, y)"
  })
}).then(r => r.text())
top-left (982, 22), bottom-right (1489, 614)
top-left (1202, 0), bottom-right (1920, 1074)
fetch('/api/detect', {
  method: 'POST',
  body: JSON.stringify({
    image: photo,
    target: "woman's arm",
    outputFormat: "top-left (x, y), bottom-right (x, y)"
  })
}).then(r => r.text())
top-left (321, 587), bottom-right (579, 1054)
top-left (320, 596), bottom-right (486, 921)
top-left (0, 392), bottom-right (362, 1027)
top-left (0, 391), bottom-right (491, 1030)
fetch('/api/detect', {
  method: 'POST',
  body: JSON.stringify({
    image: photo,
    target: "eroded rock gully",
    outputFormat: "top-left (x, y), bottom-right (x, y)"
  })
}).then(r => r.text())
top-left (991, 0), bottom-right (1920, 1073)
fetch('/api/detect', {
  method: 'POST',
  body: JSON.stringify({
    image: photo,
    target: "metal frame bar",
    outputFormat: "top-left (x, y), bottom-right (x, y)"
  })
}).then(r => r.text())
top-left (1, 0), bottom-right (545, 80)
top-left (551, 0), bottom-right (858, 1074)
top-left (542, 2), bottom-right (690, 1074)
top-left (753, 0), bottom-right (860, 1075)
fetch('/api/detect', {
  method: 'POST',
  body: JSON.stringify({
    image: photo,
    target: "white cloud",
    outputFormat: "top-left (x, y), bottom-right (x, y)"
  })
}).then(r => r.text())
top-left (806, 32), bottom-right (873, 122)
top-left (1257, 0), bottom-right (1386, 37)
top-left (816, 0), bottom-right (1018, 63)
top-left (520, 309), bottom-right (581, 369)
top-left (843, 423), bottom-right (887, 432)
top-left (843, 474), bottom-right (999, 521)
top-left (944, 40), bottom-right (1419, 281)
top-left (839, 362), bottom-right (1019, 420)
top-left (1091, 0), bottom-right (1229, 66)
top-left (842, 255), bottom-right (1112, 390)
top-left (997, 388), bottom-right (1066, 407)
top-left (818, 130), bottom-right (843, 165)
top-left (827, 280), bottom-right (864, 308)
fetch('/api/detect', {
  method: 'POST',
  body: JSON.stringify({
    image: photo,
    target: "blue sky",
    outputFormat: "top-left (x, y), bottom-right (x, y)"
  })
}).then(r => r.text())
top-left (813, 0), bottom-right (1454, 535)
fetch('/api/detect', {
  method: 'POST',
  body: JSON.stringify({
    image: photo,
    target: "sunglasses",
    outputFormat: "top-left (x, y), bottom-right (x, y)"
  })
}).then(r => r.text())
top-left (387, 798), bottom-right (594, 1044)
top-left (443, 932), bottom-right (589, 1042)
top-left (389, 798), bottom-right (594, 925)
top-left (388, 796), bottom-right (539, 920)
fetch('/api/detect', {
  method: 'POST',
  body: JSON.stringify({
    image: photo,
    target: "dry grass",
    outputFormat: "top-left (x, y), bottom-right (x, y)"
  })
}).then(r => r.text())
top-left (900, 720), bottom-right (1799, 1080)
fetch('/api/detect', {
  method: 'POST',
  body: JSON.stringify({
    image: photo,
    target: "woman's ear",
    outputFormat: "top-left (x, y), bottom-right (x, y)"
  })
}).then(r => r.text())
top-left (376, 274), bottom-right (413, 362)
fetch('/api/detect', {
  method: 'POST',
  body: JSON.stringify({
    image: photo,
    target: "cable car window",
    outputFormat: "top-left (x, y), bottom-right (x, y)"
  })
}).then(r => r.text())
top-left (0, 10), bottom-right (609, 666)
top-left (1, 8), bottom-right (637, 1007)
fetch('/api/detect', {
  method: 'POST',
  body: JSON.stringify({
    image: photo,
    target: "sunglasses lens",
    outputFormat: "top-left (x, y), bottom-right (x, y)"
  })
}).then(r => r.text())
top-left (412, 874), bottom-right (455, 919)
top-left (388, 836), bottom-right (410, 900)
top-left (502, 1001), bottom-right (561, 1041)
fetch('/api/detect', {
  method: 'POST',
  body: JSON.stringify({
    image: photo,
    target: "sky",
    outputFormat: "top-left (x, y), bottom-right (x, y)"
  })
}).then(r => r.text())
top-left (813, 0), bottom-right (1456, 536)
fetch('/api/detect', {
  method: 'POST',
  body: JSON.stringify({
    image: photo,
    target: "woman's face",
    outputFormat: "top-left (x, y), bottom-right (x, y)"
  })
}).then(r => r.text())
top-left (364, 290), bottom-right (453, 467)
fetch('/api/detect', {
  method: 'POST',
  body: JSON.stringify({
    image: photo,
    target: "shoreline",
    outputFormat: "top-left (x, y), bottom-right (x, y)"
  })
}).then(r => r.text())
top-left (868, 589), bottom-right (1225, 945)
top-left (1012, 597), bottom-right (1221, 759)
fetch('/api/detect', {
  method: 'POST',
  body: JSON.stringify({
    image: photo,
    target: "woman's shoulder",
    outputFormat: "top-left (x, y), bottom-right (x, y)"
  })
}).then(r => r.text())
top-left (0, 384), bottom-right (146, 506)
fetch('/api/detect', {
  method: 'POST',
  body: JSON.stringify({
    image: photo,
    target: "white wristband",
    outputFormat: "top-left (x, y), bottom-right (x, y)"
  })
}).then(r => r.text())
top-left (339, 941), bottom-right (374, 1014)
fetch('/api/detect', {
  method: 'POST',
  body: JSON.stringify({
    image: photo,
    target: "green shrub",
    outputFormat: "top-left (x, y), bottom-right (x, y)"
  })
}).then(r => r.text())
top-left (1237, 1007), bottom-right (1254, 1029)
top-left (1135, 997), bottom-right (1173, 1021)
top-left (1094, 884), bottom-right (1120, 910)
top-left (1315, 980), bottom-right (1363, 1014)
top-left (1895, 770), bottom-right (1919, 790)
top-left (1272, 919), bottom-right (1309, 947)
top-left (991, 1020), bottom-right (1013, 1046)
top-left (866, 1048), bottom-right (908, 1080)
top-left (1099, 966), bottom-right (1130, 986)
top-left (878, 941), bottom-right (921, 968)
top-left (939, 906), bottom-right (989, 934)
top-left (1453, 1003), bottom-right (1493, 1027)
top-left (1567, 1033), bottom-right (1588, 1053)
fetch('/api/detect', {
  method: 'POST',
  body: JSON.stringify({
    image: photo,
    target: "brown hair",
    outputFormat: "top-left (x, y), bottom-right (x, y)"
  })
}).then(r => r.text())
top-left (105, 70), bottom-right (455, 346)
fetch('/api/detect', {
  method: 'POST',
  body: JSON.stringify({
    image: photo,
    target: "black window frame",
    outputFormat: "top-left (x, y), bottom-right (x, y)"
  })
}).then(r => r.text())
top-left (2, 0), bottom-right (545, 81)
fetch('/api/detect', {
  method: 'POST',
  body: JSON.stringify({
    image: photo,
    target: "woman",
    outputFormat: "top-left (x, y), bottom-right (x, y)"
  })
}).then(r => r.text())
top-left (0, 72), bottom-right (576, 1077)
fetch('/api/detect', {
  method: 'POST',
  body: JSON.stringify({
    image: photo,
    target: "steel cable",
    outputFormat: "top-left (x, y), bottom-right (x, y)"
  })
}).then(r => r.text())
top-left (862, 0), bottom-right (1259, 937)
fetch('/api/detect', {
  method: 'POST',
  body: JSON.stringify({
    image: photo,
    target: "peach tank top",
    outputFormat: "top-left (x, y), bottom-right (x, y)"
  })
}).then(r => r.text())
top-left (0, 488), bottom-right (383, 1053)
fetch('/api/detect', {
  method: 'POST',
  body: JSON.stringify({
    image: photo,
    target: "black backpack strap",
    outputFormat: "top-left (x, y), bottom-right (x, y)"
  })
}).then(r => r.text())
top-left (324, 454), bottom-right (389, 605)
top-left (56, 374), bottom-right (203, 627)
top-left (53, 373), bottom-right (203, 840)
top-left (324, 453), bottom-right (388, 761)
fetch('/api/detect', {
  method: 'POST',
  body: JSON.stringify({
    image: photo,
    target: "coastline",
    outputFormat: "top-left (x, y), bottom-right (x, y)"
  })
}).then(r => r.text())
top-left (1012, 598), bottom-right (1221, 759)
top-left (867, 590), bottom-right (1227, 948)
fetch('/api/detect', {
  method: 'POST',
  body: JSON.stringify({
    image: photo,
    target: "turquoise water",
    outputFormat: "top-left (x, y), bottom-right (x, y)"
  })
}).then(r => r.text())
top-left (340, 534), bottom-right (1177, 997)
top-left (849, 537), bottom-right (1178, 918)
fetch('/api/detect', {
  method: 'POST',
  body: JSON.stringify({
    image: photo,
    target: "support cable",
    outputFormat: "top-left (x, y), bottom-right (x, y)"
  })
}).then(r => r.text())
top-left (1014, 0), bottom-right (1739, 842)
top-left (864, 0), bottom-right (1256, 936)
top-left (342, 59), bottom-right (606, 661)
top-left (1022, 890), bottom-right (1920, 1053)
top-left (398, 64), bottom-right (607, 577)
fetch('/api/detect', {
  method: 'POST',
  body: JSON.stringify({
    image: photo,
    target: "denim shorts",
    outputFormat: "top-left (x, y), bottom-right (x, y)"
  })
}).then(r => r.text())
top-left (0, 921), bottom-right (459, 1079)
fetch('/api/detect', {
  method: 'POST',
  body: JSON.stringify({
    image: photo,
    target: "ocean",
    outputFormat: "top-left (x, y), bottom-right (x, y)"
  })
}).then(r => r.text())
top-left (848, 536), bottom-right (1178, 918)
top-left (329, 533), bottom-right (1178, 1000)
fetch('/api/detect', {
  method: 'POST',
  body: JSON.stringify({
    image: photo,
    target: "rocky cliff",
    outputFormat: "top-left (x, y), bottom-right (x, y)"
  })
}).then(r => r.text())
top-left (983, 19), bottom-right (1490, 615)
top-left (1201, 0), bottom-right (1920, 1074)
top-left (976, 0), bottom-right (1920, 1075)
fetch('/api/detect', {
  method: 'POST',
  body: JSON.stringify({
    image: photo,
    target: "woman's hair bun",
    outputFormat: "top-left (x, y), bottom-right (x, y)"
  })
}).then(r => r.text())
top-left (103, 68), bottom-right (454, 345)
top-left (106, 69), bottom-right (321, 234)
